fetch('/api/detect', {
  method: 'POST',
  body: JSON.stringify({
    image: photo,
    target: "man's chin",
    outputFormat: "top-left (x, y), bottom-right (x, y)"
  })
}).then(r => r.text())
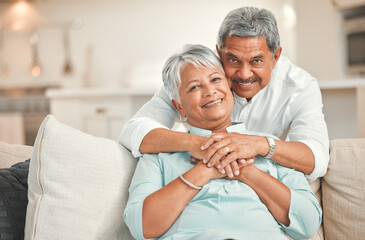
top-left (233, 90), bottom-right (256, 100)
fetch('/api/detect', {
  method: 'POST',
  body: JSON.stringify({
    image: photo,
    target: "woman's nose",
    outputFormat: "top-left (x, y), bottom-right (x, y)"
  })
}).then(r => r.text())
top-left (203, 84), bottom-right (217, 97)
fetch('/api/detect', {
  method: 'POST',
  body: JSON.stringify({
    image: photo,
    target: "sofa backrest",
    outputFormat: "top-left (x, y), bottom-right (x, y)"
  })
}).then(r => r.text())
top-left (322, 138), bottom-right (365, 239)
top-left (0, 141), bottom-right (33, 168)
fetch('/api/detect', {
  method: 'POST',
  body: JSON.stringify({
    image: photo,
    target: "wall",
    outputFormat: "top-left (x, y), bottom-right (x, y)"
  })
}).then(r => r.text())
top-left (0, 0), bottom-right (296, 89)
top-left (296, 0), bottom-right (344, 80)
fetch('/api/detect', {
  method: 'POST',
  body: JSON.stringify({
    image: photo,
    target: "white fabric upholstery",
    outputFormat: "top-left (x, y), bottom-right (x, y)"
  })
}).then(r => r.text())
top-left (25, 115), bottom-right (136, 240)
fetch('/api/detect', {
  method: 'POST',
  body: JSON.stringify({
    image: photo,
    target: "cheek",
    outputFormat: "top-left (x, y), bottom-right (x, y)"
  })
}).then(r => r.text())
top-left (223, 66), bottom-right (235, 78)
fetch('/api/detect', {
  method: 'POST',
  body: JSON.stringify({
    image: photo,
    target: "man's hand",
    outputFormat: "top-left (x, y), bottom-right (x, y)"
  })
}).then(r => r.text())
top-left (188, 134), bottom-right (208, 160)
top-left (201, 132), bottom-right (268, 174)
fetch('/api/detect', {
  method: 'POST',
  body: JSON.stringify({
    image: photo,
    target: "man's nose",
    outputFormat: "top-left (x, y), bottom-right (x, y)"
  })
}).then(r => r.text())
top-left (238, 65), bottom-right (253, 79)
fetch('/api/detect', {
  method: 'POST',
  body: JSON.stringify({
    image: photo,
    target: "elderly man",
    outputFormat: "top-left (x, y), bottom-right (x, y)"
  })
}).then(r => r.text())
top-left (120, 6), bottom-right (329, 181)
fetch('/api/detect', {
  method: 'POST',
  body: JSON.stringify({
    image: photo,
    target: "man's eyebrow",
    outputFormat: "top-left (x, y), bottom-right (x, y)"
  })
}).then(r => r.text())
top-left (225, 52), bottom-right (238, 58)
top-left (251, 55), bottom-right (264, 60)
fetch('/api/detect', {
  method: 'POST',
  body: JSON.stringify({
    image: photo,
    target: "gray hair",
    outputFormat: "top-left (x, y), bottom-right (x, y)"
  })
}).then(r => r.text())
top-left (162, 44), bottom-right (224, 102)
top-left (217, 7), bottom-right (280, 54)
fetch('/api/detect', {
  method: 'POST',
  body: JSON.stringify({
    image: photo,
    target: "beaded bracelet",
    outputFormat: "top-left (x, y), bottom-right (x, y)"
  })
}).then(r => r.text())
top-left (179, 174), bottom-right (202, 190)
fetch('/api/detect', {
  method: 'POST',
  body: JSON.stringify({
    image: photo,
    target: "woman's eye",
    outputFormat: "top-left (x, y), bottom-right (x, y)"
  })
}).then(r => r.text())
top-left (189, 85), bottom-right (200, 92)
top-left (212, 77), bottom-right (221, 82)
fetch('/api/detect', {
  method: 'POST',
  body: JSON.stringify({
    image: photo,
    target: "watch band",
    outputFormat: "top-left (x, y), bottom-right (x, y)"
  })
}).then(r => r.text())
top-left (264, 137), bottom-right (276, 159)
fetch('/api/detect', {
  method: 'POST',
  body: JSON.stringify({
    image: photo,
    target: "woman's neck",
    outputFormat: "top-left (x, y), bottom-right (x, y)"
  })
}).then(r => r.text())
top-left (209, 119), bottom-right (232, 133)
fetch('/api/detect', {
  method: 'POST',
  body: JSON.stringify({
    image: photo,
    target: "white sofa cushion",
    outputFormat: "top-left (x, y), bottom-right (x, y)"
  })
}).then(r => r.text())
top-left (25, 115), bottom-right (136, 240)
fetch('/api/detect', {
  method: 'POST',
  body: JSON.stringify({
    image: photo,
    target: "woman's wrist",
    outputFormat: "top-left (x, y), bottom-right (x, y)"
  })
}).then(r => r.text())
top-left (237, 164), bottom-right (258, 183)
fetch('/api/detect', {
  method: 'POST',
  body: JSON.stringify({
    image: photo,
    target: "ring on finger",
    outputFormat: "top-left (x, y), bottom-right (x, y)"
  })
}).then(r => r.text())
top-left (225, 146), bottom-right (230, 153)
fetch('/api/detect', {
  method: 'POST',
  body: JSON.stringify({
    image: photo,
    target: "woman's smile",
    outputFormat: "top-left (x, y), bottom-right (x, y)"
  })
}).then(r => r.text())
top-left (202, 98), bottom-right (223, 108)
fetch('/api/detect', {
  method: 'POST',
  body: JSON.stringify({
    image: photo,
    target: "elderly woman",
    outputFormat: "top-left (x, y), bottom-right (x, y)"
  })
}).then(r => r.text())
top-left (124, 45), bottom-right (321, 240)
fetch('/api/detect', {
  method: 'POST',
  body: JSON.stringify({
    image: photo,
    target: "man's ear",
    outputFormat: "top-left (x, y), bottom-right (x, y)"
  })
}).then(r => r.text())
top-left (273, 47), bottom-right (282, 64)
top-left (216, 45), bottom-right (222, 58)
top-left (171, 99), bottom-right (185, 118)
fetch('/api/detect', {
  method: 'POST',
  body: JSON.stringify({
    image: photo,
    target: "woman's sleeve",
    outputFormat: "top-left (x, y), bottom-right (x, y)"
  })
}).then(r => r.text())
top-left (119, 87), bottom-right (179, 157)
top-left (276, 164), bottom-right (322, 239)
top-left (123, 154), bottom-right (163, 240)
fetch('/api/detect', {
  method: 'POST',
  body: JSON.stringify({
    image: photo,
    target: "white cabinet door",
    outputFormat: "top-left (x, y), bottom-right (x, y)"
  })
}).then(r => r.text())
top-left (81, 98), bottom-right (131, 140)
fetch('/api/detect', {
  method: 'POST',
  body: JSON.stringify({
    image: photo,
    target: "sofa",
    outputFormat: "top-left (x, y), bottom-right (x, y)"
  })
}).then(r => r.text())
top-left (0, 115), bottom-right (364, 240)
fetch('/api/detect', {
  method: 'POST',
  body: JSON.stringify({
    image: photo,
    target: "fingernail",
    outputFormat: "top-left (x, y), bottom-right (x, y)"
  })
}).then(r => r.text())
top-left (217, 164), bottom-right (221, 169)
top-left (201, 146), bottom-right (205, 150)
top-left (234, 170), bottom-right (239, 176)
top-left (220, 169), bottom-right (226, 174)
top-left (207, 163), bottom-right (212, 167)
top-left (228, 173), bottom-right (234, 178)
top-left (203, 159), bottom-right (207, 164)
top-left (248, 159), bottom-right (254, 164)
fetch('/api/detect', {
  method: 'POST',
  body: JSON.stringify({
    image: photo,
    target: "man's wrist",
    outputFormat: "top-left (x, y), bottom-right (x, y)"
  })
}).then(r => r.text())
top-left (260, 136), bottom-right (271, 156)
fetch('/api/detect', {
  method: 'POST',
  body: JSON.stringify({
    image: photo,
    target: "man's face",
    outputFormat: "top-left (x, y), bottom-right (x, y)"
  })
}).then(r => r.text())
top-left (218, 36), bottom-right (282, 101)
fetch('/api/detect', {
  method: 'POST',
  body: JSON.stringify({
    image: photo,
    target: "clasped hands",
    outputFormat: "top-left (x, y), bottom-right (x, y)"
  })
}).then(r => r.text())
top-left (191, 132), bottom-right (268, 178)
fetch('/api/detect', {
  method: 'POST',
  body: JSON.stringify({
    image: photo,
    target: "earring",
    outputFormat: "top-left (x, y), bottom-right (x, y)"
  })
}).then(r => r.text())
top-left (180, 115), bottom-right (188, 123)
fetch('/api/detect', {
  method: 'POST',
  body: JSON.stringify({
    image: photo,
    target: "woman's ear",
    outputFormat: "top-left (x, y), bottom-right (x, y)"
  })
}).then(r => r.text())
top-left (171, 99), bottom-right (185, 118)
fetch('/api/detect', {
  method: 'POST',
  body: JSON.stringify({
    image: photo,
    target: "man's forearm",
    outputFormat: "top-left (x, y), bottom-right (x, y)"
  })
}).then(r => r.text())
top-left (140, 128), bottom-right (206, 157)
top-left (270, 140), bottom-right (315, 175)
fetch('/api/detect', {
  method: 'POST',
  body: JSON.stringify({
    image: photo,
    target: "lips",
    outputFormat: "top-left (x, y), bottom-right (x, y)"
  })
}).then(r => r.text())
top-left (202, 98), bottom-right (223, 108)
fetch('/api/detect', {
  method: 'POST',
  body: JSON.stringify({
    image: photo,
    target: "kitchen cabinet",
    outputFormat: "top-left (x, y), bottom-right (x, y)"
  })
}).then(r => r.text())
top-left (332, 0), bottom-right (365, 9)
top-left (319, 79), bottom-right (365, 139)
top-left (46, 88), bottom-right (156, 141)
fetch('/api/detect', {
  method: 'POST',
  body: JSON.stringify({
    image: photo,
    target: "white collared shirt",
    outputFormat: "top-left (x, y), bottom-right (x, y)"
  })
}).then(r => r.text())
top-left (119, 55), bottom-right (329, 181)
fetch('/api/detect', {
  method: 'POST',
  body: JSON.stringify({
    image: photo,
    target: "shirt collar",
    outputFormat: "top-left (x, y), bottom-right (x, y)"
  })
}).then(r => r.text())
top-left (189, 123), bottom-right (246, 137)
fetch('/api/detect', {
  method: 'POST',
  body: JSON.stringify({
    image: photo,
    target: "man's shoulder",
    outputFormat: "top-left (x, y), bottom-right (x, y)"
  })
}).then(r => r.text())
top-left (272, 55), bottom-right (318, 91)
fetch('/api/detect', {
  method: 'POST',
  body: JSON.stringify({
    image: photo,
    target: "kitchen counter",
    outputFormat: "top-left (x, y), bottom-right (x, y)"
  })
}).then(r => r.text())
top-left (318, 78), bottom-right (365, 89)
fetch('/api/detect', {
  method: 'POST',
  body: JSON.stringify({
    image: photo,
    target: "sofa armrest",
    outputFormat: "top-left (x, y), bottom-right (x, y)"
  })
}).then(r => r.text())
top-left (0, 141), bottom-right (33, 168)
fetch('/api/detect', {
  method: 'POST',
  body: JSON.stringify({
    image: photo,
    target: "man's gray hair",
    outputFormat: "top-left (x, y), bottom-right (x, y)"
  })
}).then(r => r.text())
top-left (162, 44), bottom-right (224, 102)
top-left (217, 7), bottom-right (280, 53)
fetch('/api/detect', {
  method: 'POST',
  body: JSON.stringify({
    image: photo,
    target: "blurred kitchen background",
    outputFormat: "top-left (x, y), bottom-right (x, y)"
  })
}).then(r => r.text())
top-left (0, 0), bottom-right (365, 146)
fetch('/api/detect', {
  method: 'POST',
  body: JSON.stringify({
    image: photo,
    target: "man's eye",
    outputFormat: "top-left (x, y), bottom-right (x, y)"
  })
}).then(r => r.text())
top-left (228, 58), bottom-right (238, 63)
top-left (251, 59), bottom-right (263, 64)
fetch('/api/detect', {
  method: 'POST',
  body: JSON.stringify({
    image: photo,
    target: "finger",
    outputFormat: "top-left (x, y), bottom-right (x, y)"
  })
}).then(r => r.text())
top-left (246, 157), bottom-right (255, 165)
top-left (204, 140), bottom-right (231, 165)
top-left (215, 161), bottom-right (226, 174)
top-left (191, 157), bottom-right (199, 164)
top-left (225, 164), bottom-right (234, 178)
top-left (237, 159), bottom-right (247, 166)
top-left (220, 151), bottom-right (239, 168)
top-left (230, 161), bottom-right (240, 176)
top-left (201, 133), bottom-right (226, 150)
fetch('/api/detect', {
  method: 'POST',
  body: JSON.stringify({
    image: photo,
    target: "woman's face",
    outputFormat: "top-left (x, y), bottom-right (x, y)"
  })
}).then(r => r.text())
top-left (172, 63), bottom-right (234, 132)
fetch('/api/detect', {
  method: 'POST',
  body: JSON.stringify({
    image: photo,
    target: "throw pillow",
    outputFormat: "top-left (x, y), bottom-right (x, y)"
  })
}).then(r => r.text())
top-left (25, 115), bottom-right (137, 240)
top-left (0, 160), bottom-right (30, 240)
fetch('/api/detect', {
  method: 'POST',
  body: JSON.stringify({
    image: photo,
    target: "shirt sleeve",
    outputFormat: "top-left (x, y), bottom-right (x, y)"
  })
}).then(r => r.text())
top-left (287, 79), bottom-right (329, 181)
top-left (123, 154), bottom-right (163, 240)
top-left (119, 87), bottom-right (179, 157)
top-left (276, 163), bottom-right (322, 239)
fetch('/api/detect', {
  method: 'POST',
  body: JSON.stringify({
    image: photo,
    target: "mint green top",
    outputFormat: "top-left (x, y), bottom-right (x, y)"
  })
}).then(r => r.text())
top-left (124, 123), bottom-right (322, 240)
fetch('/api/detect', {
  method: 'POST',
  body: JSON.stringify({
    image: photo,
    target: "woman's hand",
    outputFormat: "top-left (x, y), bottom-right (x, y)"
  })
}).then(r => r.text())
top-left (201, 132), bottom-right (268, 173)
